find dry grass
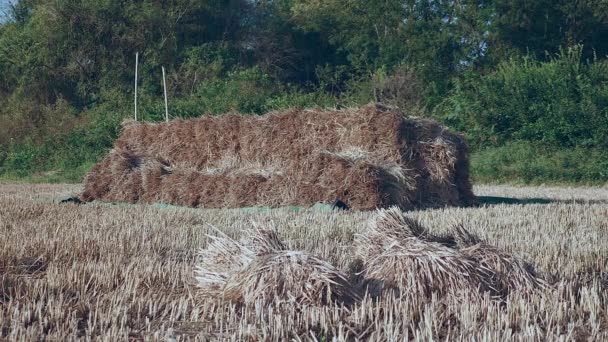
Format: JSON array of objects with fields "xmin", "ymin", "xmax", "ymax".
[
  {"xmin": 195, "ymin": 227, "xmax": 358, "ymax": 306},
  {"xmin": 223, "ymin": 250, "xmax": 358, "ymax": 307},
  {"xmin": 81, "ymin": 104, "xmax": 476, "ymax": 210},
  {"xmin": 1, "ymin": 183, "xmax": 607, "ymax": 340},
  {"xmin": 454, "ymin": 224, "xmax": 548, "ymax": 293},
  {"xmin": 354, "ymin": 208, "xmax": 497, "ymax": 298},
  {"xmin": 353, "ymin": 208, "xmax": 547, "ymax": 299}
]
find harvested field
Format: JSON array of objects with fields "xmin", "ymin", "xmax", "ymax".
[
  {"xmin": 1, "ymin": 183, "xmax": 607, "ymax": 340},
  {"xmin": 81, "ymin": 104, "xmax": 475, "ymax": 210}
]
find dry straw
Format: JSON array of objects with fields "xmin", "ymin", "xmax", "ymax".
[
  {"xmin": 354, "ymin": 207, "xmax": 547, "ymax": 298},
  {"xmin": 453, "ymin": 224, "xmax": 549, "ymax": 292},
  {"xmin": 195, "ymin": 226, "xmax": 359, "ymax": 306},
  {"xmin": 223, "ymin": 250, "xmax": 359, "ymax": 306},
  {"xmin": 81, "ymin": 104, "xmax": 476, "ymax": 210},
  {"xmin": 354, "ymin": 208, "xmax": 497, "ymax": 298},
  {"xmin": 197, "ymin": 208, "xmax": 549, "ymax": 308},
  {"xmin": 2, "ymin": 183, "xmax": 608, "ymax": 339}
]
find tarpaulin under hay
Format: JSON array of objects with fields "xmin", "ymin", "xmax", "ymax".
[{"xmin": 80, "ymin": 104, "xmax": 476, "ymax": 210}]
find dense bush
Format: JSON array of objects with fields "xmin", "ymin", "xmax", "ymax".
[
  {"xmin": 471, "ymin": 142, "xmax": 608, "ymax": 184},
  {"xmin": 0, "ymin": 116, "xmax": 123, "ymax": 182},
  {"xmin": 439, "ymin": 47, "xmax": 608, "ymax": 148},
  {"xmin": 133, "ymin": 67, "xmax": 341, "ymax": 122}
]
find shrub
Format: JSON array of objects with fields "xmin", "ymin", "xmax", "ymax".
[
  {"xmin": 0, "ymin": 99, "xmax": 129, "ymax": 182},
  {"xmin": 1, "ymin": 139, "xmax": 49, "ymax": 176},
  {"xmin": 438, "ymin": 46, "xmax": 608, "ymax": 149},
  {"xmin": 139, "ymin": 67, "xmax": 338, "ymax": 121},
  {"xmin": 471, "ymin": 142, "xmax": 608, "ymax": 184}
]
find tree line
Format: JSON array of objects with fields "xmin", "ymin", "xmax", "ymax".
[{"xmin": 1, "ymin": 0, "xmax": 607, "ymax": 183}]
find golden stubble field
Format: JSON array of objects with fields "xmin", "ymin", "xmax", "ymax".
[{"xmin": 0, "ymin": 183, "xmax": 607, "ymax": 340}]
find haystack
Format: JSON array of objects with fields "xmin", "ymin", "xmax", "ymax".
[
  {"xmin": 195, "ymin": 227, "xmax": 358, "ymax": 306},
  {"xmin": 80, "ymin": 104, "xmax": 475, "ymax": 210}
]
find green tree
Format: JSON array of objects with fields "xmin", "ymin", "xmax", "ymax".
[
  {"xmin": 488, "ymin": 0, "xmax": 608, "ymax": 61},
  {"xmin": 439, "ymin": 46, "xmax": 608, "ymax": 148}
]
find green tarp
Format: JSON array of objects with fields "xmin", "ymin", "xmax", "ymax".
[{"xmin": 47, "ymin": 197, "xmax": 341, "ymax": 212}]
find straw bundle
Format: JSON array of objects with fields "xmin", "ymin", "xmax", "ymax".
[
  {"xmin": 354, "ymin": 208, "xmax": 496, "ymax": 298},
  {"xmin": 453, "ymin": 225, "xmax": 548, "ymax": 292},
  {"xmin": 223, "ymin": 250, "xmax": 358, "ymax": 306},
  {"xmin": 355, "ymin": 208, "xmax": 548, "ymax": 298},
  {"xmin": 195, "ymin": 227, "xmax": 358, "ymax": 306}
]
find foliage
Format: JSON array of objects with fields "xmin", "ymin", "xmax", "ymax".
[
  {"xmin": 1, "ymin": 0, "xmax": 608, "ymax": 183},
  {"xmin": 488, "ymin": 0, "xmax": 608, "ymax": 62},
  {"xmin": 439, "ymin": 47, "xmax": 608, "ymax": 148},
  {"xmin": 471, "ymin": 142, "xmax": 608, "ymax": 185}
]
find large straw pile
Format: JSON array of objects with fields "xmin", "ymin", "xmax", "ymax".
[{"xmin": 80, "ymin": 104, "xmax": 475, "ymax": 210}]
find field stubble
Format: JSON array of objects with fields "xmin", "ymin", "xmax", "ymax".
[{"xmin": 0, "ymin": 183, "xmax": 607, "ymax": 340}]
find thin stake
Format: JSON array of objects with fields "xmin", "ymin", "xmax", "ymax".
[
  {"xmin": 134, "ymin": 52, "xmax": 139, "ymax": 121},
  {"xmin": 162, "ymin": 66, "xmax": 169, "ymax": 122}
]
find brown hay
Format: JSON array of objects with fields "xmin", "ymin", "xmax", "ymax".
[
  {"xmin": 81, "ymin": 104, "xmax": 475, "ymax": 210},
  {"xmin": 195, "ymin": 227, "xmax": 358, "ymax": 306},
  {"xmin": 357, "ymin": 206, "xmax": 456, "ymax": 252},
  {"xmin": 354, "ymin": 208, "xmax": 497, "ymax": 298},
  {"xmin": 357, "ymin": 238, "xmax": 496, "ymax": 298},
  {"xmin": 453, "ymin": 225, "xmax": 548, "ymax": 292},
  {"xmin": 240, "ymin": 225, "xmax": 286, "ymax": 254}
]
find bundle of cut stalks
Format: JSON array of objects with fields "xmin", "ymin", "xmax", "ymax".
[
  {"xmin": 354, "ymin": 208, "xmax": 497, "ymax": 298},
  {"xmin": 355, "ymin": 207, "xmax": 548, "ymax": 298},
  {"xmin": 81, "ymin": 104, "xmax": 476, "ymax": 210},
  {"xmin": 195, "ymin": 227, "xmax": 358, "ymax": 306},
  {"xmin": 223, "ymin": 250, "xmax": 358, "ymax": 306},
  {"xmin": 453, "ymin": 225, "xmax": 548, "ymax": 292},
  {"xmin": 194, "ymin": 232, "xmax": 255, "ymax": 295}
]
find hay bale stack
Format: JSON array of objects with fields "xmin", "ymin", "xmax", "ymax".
[
  {"xmin": 81, "ymin": 104, "xmax": 475, "ymax": 210},
  {"xmin": 195, "ymin": 227, "xmax": 358, "ymax": 306}
]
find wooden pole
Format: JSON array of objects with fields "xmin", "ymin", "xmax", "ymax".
[
  {"xmin": 162, "ymin": 66, "xmax": 169, "ymax": 122},
  {"xmin": 134, "ymin": 52, "xmax": 139, "ymax": 121}
]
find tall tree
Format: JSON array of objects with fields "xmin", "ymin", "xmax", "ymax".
[{"xmin": 488, "ymin": 0, "xmax": 608, "ymax": 61}]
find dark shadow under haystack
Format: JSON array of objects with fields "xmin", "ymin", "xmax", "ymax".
[{"xmin": 81, "ymin": 104, "xmax": 475, "ymax": 210}]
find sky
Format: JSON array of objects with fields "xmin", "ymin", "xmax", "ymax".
[{"xmin": 0, "ymin": 0, "xmax": 12, "ymax": 23}]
